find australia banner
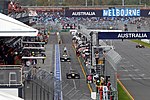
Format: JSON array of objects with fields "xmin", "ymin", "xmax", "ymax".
[
  {"xmin": 65, "ymin": 10, "xmax": 102, "ymax": 17},
  {"xmin": 98, "ymin": 32, "xmax": 150, "ymax": 39}
]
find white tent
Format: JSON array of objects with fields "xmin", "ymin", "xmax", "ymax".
[
  {"xmin": 0, "ymin": 13, "xmax": 38, "ymax": 36},
  {"xmin": 0, "ymin": 91, "xmax": 24, "ymax": 100}
]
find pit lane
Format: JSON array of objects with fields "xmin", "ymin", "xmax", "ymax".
[{"xmin": 59, "ymin": 32, "xmax": 91, "ymax": 100}]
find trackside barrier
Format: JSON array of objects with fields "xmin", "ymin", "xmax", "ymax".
[
  {"xmin": 23, "ymin": 76, "xmax": 53, "ymax": 100},
  {"xmin": 0, "ymin": 65, "xmax": 22, "ymax": 87},
  {"xmin": 106, "ymin": 49, "xmax": 122, "ymax": 100},
  {"xmin": 25, "ymin": 69, "xmax": 97, "ymax": 100}
]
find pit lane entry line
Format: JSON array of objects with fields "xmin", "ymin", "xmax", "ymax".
[
  {"xmin": 72, "ymin": 45, "xmax": 93, "ymax": 93},
  {"xmin": 117, "ymin": 79, "xmax": 134, "ymax": 100}
]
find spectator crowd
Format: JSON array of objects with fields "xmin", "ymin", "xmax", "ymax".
[
  {"xmin": 8, "ymin": 0, "xmax": 27, "ymax": 14},
  {"xmin": 0, "ymin": 43, "xmax": 21, "ymax": 65}
]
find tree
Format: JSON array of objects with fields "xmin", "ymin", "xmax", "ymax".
[
  {"xmin": 94, "ymin": 0, "xmax": 100, "ymax": 5},
  {"xmin": 102, "ymin": 0, "xmax": 106, "ymax": 5}
]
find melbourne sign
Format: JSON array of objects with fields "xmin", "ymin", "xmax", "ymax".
[
  {"xmin": 98, "ymin": 32, "xmax": 150, "ymax": 39},
  {"xmin": 103, "ymin": 8, "xmax": 140, "ymax": 17},
  {"xmin": 65, "ymin": 10, "xmax": 102, "ymax": 17}
]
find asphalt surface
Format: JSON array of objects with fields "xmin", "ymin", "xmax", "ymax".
[
  {"xmin": 60, "ymin": 32, "xmax": 91, "ymax": 100},
  {"xmin": 114, "ymin": 40, "xmax": 150, "ymax": 100},
  {"xmin": 113, "ymin": 23, "xmax": 150, "ymax": 100}
]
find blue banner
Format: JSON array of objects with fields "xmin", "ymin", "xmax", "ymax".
[
  {"xmin": 102, "ymin": 8, "xmax": 140, "ymax": 17},
  {"xmin": 98, "ymin": 32, "xmax": 150, "ymax": 39}
]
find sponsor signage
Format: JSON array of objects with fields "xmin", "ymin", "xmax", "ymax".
[
  {"xmin": 103, "ymin": 8, "xmax": 140, "ymax": 17},
  {"xmin": 65, "ymin": 9, "xmax": 150, "ymax": 17},
  {"xmin": 65, "ymin": 10, "xmax": 102, "ymax": 17},
  {"xmin": 141, "ymin": 9, "xmax": 150, "ymax": 17},
  {"xmin": 98, "ymin": 32, "xmax": 150, "ymax": 39}
]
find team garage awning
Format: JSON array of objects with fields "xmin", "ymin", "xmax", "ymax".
[{"xmin": 0, "ymin": 13, "xmax": 38, "ymax": 36}]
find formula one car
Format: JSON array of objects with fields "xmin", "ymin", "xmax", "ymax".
[
  {"xmin": 66, "ymin": 70, "xmax": 80, "ymax": 79},
  {"xmin": 60, "ymin": 51, "xmax": 71, "ymax": 62},
  {"xmin": 136, "ymin": 44, "xmax": 145, "ymax": 48}
]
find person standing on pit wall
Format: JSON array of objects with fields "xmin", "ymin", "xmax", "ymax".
[
  {"xmin": 95, "ymin": 50, "xmax": 99, "ymax": 66},
  {"xmin": 42, "ymin": 53, "xmax": 46, "ymax": 64},
  {"xmin": 64, "ymin": 46, "xmax": 67, "ymax": 54}
]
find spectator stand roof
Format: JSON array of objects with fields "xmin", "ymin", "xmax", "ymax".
[{"xmin": 0, "ymin": 13, "xmax": 38, "ymax": 36}]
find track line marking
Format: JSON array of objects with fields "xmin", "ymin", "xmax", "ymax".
[
  {"xmin": 119, "ymin": 77, "xmax": 150, "ymax": 80},
  {"xmin": 119, "ymin": 69, "xmax": 139, "ymax": 72}
]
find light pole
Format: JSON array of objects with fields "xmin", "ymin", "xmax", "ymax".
[
  {"xmin": 139, "ymin": 0, "xmax": 141, "ymax": 5},
  {"xmin": 92, "ymin": 0, "xmax": 94, "ymax": 6},
  {"xmin": 90, "ymin": 31, "xmax": 93, "ymax": 67},
  {"xmin": 122, "ymin": 0, "xmax": 124, "ymax": 6},
  {"xmin": 85, "ymin": 0, "xmax": 87, "ymax": 6}
]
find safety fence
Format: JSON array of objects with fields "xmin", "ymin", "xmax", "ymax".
[{"xmin": 23, "ymin": 69, "xmax": 93, "ymax": 100}]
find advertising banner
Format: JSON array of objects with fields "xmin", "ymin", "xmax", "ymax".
[
  {"xmin": 98, "ymin": 32, "xmax": 150, "ymax": 39},
  {"xmin": 65, "ymin": 10, "xmax": 102, "ymax": 17},
  {"xmin": 141, "ymin": 9, "xmax": 150, "ymax": 17},
  {"xmin": 65, "ymin": 9, "xmax": 149, "ymax": 17},
  {"xmin": 102, "ymin": 8, "xmax": 140, "ymax": 17},
  {"xmin": 102, "ymin": 8, "xmax": 150, "ymax": 17}
]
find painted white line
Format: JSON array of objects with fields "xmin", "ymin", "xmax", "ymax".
[
  {"xmin": 62, "ymin": 84, "xmax": 69, "ymax": 90},
  {"xmin": 119, "ymin": 77, "xmax": 150, "ymax": 80},
  {"xmin": 122, "ymin": 61, "xmax": 130, "ymax": 64},
  {"xmin": 123, "ymin": 74, "xmax": 145, "ymax": 77},
  {"xmin": 69, "ymin": 63, "xmax": 77, "ymax": 89},
  {"xmin": 119, "ymin": 69, "xmax": 139, "ymax": 72},
  {"xmin": 73, "ymin": 79, "xmax": 77, "ymax": 89},
  {"xmin": 122, "ymin": 64, "xmax": 134, "ymax": 67},
  {"xmin": 69, "ymin": 90, "xmax": 79, "ymax": 98},
  {"xmin": 65, "ymin": 87, "xmax": 75, "ymax": 96}
]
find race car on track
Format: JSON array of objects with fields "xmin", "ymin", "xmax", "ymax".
[
  {"xmin": 136, "ymin": 44, "xmax": 145, "ymax": 48},
  {"xmin": 60, "ymin": 50, "xmax": 71, "ymax": 62},
  {"xmin": 66, "ymin": 70, "xmax": 80, "ymax": 79}
]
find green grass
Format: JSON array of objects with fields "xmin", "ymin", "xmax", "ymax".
[
  {"xmin": 131, "ymin": 40, "xmax": 150, "ymax": 48},
  {"xmin": 118, "ymin": 83, "xmax": 132, "ymax": 100}
]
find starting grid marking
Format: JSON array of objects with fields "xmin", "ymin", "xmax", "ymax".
[
  {"xmin": 119, "ymin": 73, "xmax": 150, "ymax": 80},
  {"xmin": 119, "ymin": 77, "xmax": 150, "ymax": 81}
]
